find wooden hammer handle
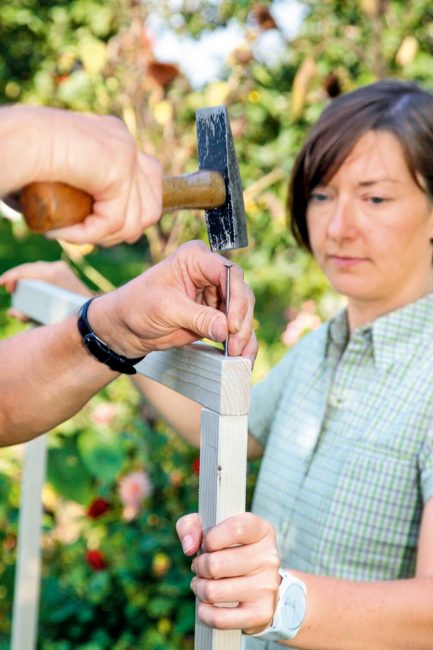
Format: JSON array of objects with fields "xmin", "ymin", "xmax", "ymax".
[{"xmin": 19, "ymin": 170, "xmax": 226, "ymax": 234}]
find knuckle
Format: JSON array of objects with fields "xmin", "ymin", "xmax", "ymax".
[
  {"xmin": 211, "ymin": 608, "xmax": 228, "ymax": 630},
  {"xmin": 232, "ymin": 518, "xmax": 247, "ymax": 539},
  {"xmin": 267, "ymin": 550, "xmax": 280, "ymax": 571},
  {"xmin": 254, "ymin": 599, "xmax": 275, "ymax": 627},
  {"xmin": 206, "ymin": 553, "xmax": 222, "ymax": 579},
  {"xmin": 203, "ymin": 580, "xmax": 218, "ymax": 603}
]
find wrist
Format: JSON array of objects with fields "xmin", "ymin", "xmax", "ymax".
[
  {"xmin": 251, "ymin": 569, "xmax": 307, "ymax": 642},
  {"xmin": 78, "ymin": 297, "xmax": 146, "ymax": 374},
  {"xmin": 87, "ymin": 293, "xmax": 144, "ymax": 358}
]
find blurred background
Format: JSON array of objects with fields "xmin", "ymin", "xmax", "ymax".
[{"xmin": 0, "ymin": 1, "xmax": 432, "ymax": 647}]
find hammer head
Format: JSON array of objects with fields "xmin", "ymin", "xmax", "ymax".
[{"xmin": 196, "ymin": 106, "xmax": 248, "ymax": 252}]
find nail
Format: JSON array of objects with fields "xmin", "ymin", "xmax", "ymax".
[{"xmin": 181, "ymin": 534, "xmax": 194, "ymax": 554}]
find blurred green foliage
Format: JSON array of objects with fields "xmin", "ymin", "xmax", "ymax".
[{"xmin": 1, "ymin": 0, "xmax": 433, "ymax": 646}]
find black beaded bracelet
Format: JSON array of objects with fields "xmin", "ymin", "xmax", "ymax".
[{"xmin": 77, "ymin": 298, "xmax": 145, "ymax": 375}]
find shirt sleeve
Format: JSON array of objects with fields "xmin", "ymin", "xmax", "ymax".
[
  {"xmin": 419, "ymin": 428, "xmax": 433, "ymax": 503},
  {"xmin": 249, "ymin": 348, "xmax": 296, "ymax": 448}
]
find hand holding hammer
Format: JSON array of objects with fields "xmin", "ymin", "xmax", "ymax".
[{"xmin": 5, "ymin": 106, "xmax": 247, "ymax": 254}]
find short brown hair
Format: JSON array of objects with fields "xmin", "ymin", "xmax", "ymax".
[{"xmin": 289, "ymin": 79, "xmax": 433, "ymax": 251}]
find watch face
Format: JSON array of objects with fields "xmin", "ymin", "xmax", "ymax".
[{"xmin": 282, "ymin": 583, "xmax": 306, "ymax": 630}]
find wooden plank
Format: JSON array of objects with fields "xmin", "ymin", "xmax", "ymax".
[
  {"xmin": 135, "ymin": 347, "xmax": 250, "ymax": 416},
  {"xmin": 13, "ymin": 279, "xmax": 86, "ymax": 323},
  {"xmin": 13, "ymin": 278, "xmax": 252, "ymax": 650},
  {"xmin": 13, "ymin": 280, "xmax": 251, "ymax": 415},
  {"xmin": 11, "ymin": 434, "xmax": 47, "ymax": 650},
  {"xmin": 195, "ymin": 410, "xmax": 249, "ymax": 650}
]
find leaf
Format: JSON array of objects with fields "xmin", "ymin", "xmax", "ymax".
[
  {"xmin": 78, "ymin": 429, "xmax": 125, "ymax": 483},
  {"xmin": 47, "ymin": 437, "xmax": 93, "ymax": 505}
]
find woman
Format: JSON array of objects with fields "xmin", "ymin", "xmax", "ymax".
[
  {"xmin": 177, "ymin": 79, "xmax": 433, "ymax": 649},
  {"xmin": 6, "ymin": 79, "xmax": 433, "ymax": 647}
]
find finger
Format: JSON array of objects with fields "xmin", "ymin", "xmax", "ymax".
[
  {"xmin": 0, "ymin": 275, "xmax": 17, "ymax": 293},
  {"xmin": 0, "ymin": 262, "xmax": 51, "ymax": 291},
  {"xmin": 192, "ymin": 573, "xmax": 278, "ymax": 608},
  {"xmin": 180, "ymin": 241, "xmax": 230, "ymax": 292},
  {"xmin": 7, "ymin": 308, "xmax": 30, "ymax": 322},
  {"xmin": 226, "ymin": 264, "xmax": 249, "ymax": 333},
  {"xmin": 137, "ymin": 152, "xmax": 162, "ymax": 228},
  {"xmin": 228, "ymin": 330, "xmax": 258, "ymax": 367},
  {"xmin": 228, "ymin": 293, "xmax": 256, "ymax": 357},
  {"xmin": 172, "ymin": 295, "xmax": 228, "ymax": 343},
  {"xmin": 197, "ymin": 600, "xmax": 270, "ymax": 632},
  {"xmin": 45, "ymin": 202, "xmax": 126, "ymax": 245},
  {"xmin": 176, "ymin": 513, "xmax": 203, "ymax": 556},
  {"xmin": 80, "ymin": 156, "xmax": 162, "ymax": 247},
  {"xmin": 192, "ymin": 542, "xmax": 272, "ymax": 579},
  {"xmin": 203, "ymin": 513, "xmax": 274, "ymax": 552},
  {"xmin": 97, "ymin": 171, "xmax": 143, "ymax": 247}
]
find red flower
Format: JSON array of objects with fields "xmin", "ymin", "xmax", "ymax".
[
  {"xmin": 86, "ymin": 549, "xmax": 108, "ymax": 571},
  {"xmin": 192, "ymin": 458, "xmax": 200, "ymax": 475},
  {"xmin": 87, "ymin": 498, "xmax": 110, "ymax": 519}
]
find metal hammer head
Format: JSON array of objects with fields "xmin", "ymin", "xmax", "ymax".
[{"xmin": 196, "ymin": 106, "xmax": 247, "ymax": 252}]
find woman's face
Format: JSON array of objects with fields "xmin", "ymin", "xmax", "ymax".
[{"xmin": 306, "ymin": 130, "xmax": 433, "ymax": 329}]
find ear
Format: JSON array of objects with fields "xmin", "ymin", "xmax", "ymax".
[{"xmin": 427, "ymin": 197, "xmax": 433, "ymax": 240}]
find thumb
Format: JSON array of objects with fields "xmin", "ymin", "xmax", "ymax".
[
  {"xmin": 176, "ymin": 513, "xmax": 203, "ymax": 556},
  {"xmin": 176, "ymin": 299, "xmax": 228, "ymax": 342}
]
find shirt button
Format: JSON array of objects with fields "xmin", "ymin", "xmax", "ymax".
[{"xmin": 328, "ymin": 392, "xmax": 345, "ymax": 408}]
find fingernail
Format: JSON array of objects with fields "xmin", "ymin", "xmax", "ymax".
[
  {"xmin": 230, "ymin": 337, "xmax": 242, "ymax": 357},
  {"xmin": 233, "ymin": 317, "xmax": 241, "ymax": 332},
  {"xmin": 181, "ymin": 534, "xmax": 194, "ymax": 554},
  {"xmin": 210, "ymin": 322, "xmax": 224, "ymax": 342}
]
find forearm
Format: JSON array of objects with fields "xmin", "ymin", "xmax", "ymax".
[
  {"xmin": 289, "ymin": 573, "xmax": 433, "ymax": 650},
  {"xmin": 0, "ymin": 315, "xmax": 116, "ymax": 444}
]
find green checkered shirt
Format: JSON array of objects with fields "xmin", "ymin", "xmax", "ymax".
[{"xmin": 245, "ymin": 293, "xmax": 433, "ymax": 649}]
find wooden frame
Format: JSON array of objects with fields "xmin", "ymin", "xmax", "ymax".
[{"xmin": 11, "ymin": 280, "xmax": 251, "ymax": 650}]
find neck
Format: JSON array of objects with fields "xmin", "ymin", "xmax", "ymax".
[{"xmin": 347, "ymin": 274, "xmax": 433, "ymax": 332}]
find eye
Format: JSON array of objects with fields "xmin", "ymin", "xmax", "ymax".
[
  {"xmin": 368, "ymin": 196, "xmax": 387, "ymax": 204},
  {"xmin": 310, "ymin": 191, "xmax": 329, "ymax": 203}
]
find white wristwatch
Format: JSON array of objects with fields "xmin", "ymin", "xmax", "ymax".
[{"xmin": 252, "ymin": 569, "xmax": 307, "ymax": 642}]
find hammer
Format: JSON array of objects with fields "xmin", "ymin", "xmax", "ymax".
[{"xmin": 14, "ymin": 105, "xmax": 248, "ymax": 253}]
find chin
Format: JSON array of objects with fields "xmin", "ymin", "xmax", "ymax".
[{"xmin": 328, "ymin": 278, "xmax": 373, "ymax": 301}]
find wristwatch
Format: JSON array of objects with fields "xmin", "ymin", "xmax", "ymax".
[{"xmin": 252, "ymin": 569, "xmax": 307, "ymax": 642}]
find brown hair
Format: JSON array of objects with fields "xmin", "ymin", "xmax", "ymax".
[{"xmin": 289, "ymin": 79, "xmax": 433, "ymax": 251}]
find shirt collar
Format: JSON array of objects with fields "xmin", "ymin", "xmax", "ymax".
[{"xmin": 326, "ymin": 292, "xmax": 433, "ymax": 372}]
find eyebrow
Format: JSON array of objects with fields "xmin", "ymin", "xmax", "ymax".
[{"xmin": 358, "ymin": 178, "xmax": 398, "ymax": 186}]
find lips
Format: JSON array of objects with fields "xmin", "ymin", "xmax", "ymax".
[{"xmin": 328, "ymin": 255, "xmax": 367, "ymax": 268}]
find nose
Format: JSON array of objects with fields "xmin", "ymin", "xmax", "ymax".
[{"xmin": 326, "ymin": 197, "xmax": 357, "ymax": 242}]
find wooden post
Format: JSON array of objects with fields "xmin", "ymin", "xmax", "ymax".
[
  {"xmin": 195, "ymin": 412, "xmax": 248, "ymax": 650},
  {"xmin": 12, "ymin": 280, "xmax": 251, "ymax": 650},
  {"xmin": 11, "ymin": 434, "xmax": 47, "ymax": 650}
]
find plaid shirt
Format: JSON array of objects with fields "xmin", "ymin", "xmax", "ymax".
[
  {"xmin": 250, "ymin": 291, "xmax": 433, "ymax": 571},
  {"xmin": 245, "ymin": 293, "xmax": 433, "ymax": 648}
]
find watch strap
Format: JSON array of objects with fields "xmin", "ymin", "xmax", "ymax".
[
  {"xmin": 77, "ymin": 298, "xmax": 144, "ymax": 375},
  {"xmin": 251, "ymin": 569, "xmax": 307, "ymax": 642}
]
